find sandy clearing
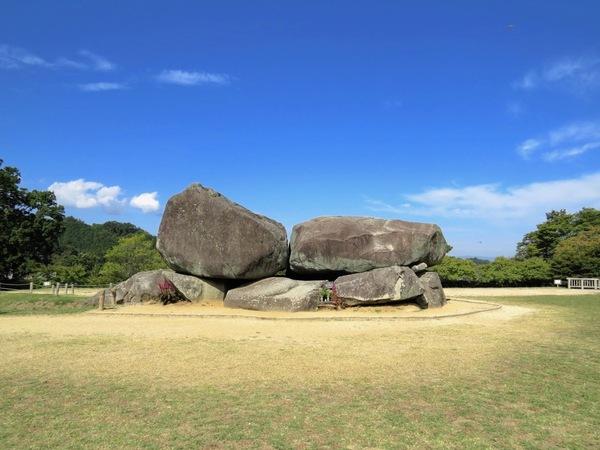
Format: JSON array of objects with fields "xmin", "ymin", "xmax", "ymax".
[
  {"xmin": 0, "ymin": 301, "xmax": 538, "ymax": 389},
  {"xmin": 445, "ymin": 287, "xmax": 600, "ymax": 297},
  {"xmin": 0, "ymin": 302, "xmax": 531, "ymax": 342},
  {"xmin": 87, "ymin": 298, "xmax": 500, "ymax": 320}
]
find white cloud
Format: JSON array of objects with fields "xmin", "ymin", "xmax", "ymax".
[
  {"xmin": 543, "ymin": 142, "xmax": 600, "ymax": 161},
  {"xmin": 0, "ymin": 44, "xmax": 50, "ymax": 69},
  {"xmin": 513, "ymin": 56, "xmax": 600, "ymax": 93},
  {"xmin": 79, "ymin": 82, "xmax": 127, "ymax": 92},
  {"xmin": 513, "ymin": 71, "xmax": 538, "ymax": 90},
  {"xmin": 516, "ymin": 139, "xmax": 541, "ymax": 159},
  {"xmin": 0, "ymin": 44, "xmax": 115, "ymax": 72},
  {"xmin": 49, "ymin": 179, "xmax": 126, "ymax": 213},
  {"xmin": 516, "ymin": 120, "xmax": 600, "ymax": 161},
  {"xmin": 156, "ymin": 69, "xmax": 230, "ymax": 86},
  {"xmin": 79, "ymin": 50, "xmax": 115, "ymax": 71},
  {"xmin": 366, "ymin": 172, "xmax": 600, "ymax": 221},
  {"xmin": 130, "ymin": 192, "xmax": 160, "ymax": 213}
]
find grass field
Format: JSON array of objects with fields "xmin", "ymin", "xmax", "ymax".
[
  {"xmin": 0, "ymin": 291, "xmax": 94, "ymax": 315},
  {"xmin": 1, "ymin": 292, "xmax": 599, "ymax": 449}
]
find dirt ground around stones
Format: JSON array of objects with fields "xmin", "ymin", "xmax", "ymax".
[
  {"xmin": 445, "ymin": 286, "xmax": 599, "ymax": 297},
  {"xmin": 0, "ymin": 303, "xmax": 537, "ymax": 390},
  {"xmin": 0, "ymin": 287, "xmax": 592, "ymax": 389}
]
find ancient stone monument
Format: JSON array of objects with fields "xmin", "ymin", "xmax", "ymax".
[{"xmin": 95, "ymin": 183, "xmax": 451, "ymax": 312}]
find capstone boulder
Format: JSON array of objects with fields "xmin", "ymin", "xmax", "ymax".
[
  {"xmin": 289, "ymin": 216, "xmax": 449, "ymax": 275},
  {"xmin": 157, "ymin": 184, "xmax": 289, "ymax": 279}
]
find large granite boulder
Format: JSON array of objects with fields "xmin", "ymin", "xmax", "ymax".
[
  {"xmin": 89, "ymin": 269, "xmax": 226, "ymax": 305},
  {"xmin": 289, "ymin": 216, "xmax": 449, "ymax": 275},
  {"xmin": 157, "ymin": 184, "xmax": 288, "ymax": 279},
  {"xmin": 224, "ymin": 277, "xmax": 325, "ymax": 312},
  {"xmin": 416, "ymin": 272, "xmax": 447, "ymax": 308},
  {"xmin": 334, "ymin": 266, "xmax": 424, "ymax": 306}
]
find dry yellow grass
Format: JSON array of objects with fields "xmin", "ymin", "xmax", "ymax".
[
  {"xmin": 445, "ymin": 286, "xmax": 598, "ymax": 297},
  {"xmin": 2, "ymin": 294, "xmax": 599, "ymax": 448},
  {"xmin": 0, "ymin": 301, "xmax": 535, "ymax": 390}
]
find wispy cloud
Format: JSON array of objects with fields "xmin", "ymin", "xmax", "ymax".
[
  {"xmin": 516, "ymin": 120, "xmax": 600, "ymax": 161},
  {"xmin": 79, "ymin": 50, "xmax": 115, "ymax": 71},
  {"xmin": 130, "ymin": 192, "xmax": 160, "ymax": 213},
  {"xmin": 365, "ymin": 172, "xmax": 600, "ymax": 221},
  {"xmin": 0, "ymin": 44, "xmax": 51, "ymax": 69},
  {"xmin": 0, "ymin": 44, "xmax": 115, "ymax": 72},
  {"xmin": 156, "ymin": 69, "xmax": 231, "ymax": 86},
  {"xmin": 79, "ymin": 82, "xmax": 127, "ymax": 92},
  {"xmin": 513, "ymin": 56, "xmax": 600, "ymax": 94}
]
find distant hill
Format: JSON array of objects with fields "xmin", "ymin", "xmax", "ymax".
[
  {"xmin": 465, "ymin": 257, "xmax": 491, "ymax": 265},
  {"xmin": 58, "ymin": 216, "xmax": 150, "ymax": 258}
]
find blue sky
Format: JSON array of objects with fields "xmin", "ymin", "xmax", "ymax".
[{"xmin": 2, "ymin": 1, "xmax": 600, "ymax": 258}]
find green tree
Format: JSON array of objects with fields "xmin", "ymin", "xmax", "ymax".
[
  {"xmin": 516, "ymin": 208, "xmax": 600, "ymax": 260},
  {"xmin": 516, "ymin": 210, "xmax": 572, "ymax": 260},
  {"xmin": 433, "ymin": 256, "xmax": 551, "ymax": 287},
  {"xmin": 479, "ymin": 257, "xmax": 523, "ymax": 286},
  {"xmin": 432, "ymin": 256, "xmax": 480, "ymax": 286},
  {"xmin": 0, "ymin": 160, "xmax": 64, "ymax": 281},
  {"xmin": 552, "ymin": 226, "xmax": 600, "ymax": 278},
  {"xmin": 96, "ymin": 232, "xmax": 167, "ymax": 283},
  {"xmin": 517, "ymin": 257, "xmax": 552, "ymax": 286}
]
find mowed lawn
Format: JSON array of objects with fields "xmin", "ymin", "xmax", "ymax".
[
  {"xmin": 0, "ymin": 292, "xmax": 599, "ymax": 449},
  {"xmin": 0, "ymin": 292, "xmax": 94, "ymax": 315}
]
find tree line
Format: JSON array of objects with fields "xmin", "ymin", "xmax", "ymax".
[
  {"xmin": 433, "ymin": 208, "xmax": 600, "ymax": 286},
  {"xmin": 1, "ymin": 160, "xmax": 166, "ymax": 285},
  {"xmin": 2, "ymin": 159, "xmax": 599, "ymax": 287}
]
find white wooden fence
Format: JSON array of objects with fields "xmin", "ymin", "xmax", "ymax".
[{"xmin": 567, "ymin": 278, "xmax": 600, "ymax": 290}]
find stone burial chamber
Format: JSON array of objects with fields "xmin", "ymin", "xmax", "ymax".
[{"xmin": 90, "ymin": 183, "xmax": 450, "ymax": 312}]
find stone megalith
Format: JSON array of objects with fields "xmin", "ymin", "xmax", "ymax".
[
  {"xmin": 88, "ymin": 269, "xmax": 226, "ymax": 305},
  {"xmin": 157, "ymin": 184, "xmax": 289, "ymax": 279},
  {"xmin": 334, "ymin": 266, "xmax": 424, "ymax": 306},
  {"xmin": 224, "ymin": 277, "xmax": 325, "ymax": 312},
  {"xmin": 416, "ymin": 272, "xmax": 447, "ymax": 308},
  {"xmin": 289, "ymin": 216, "xmax": 449, "ymax": 275}
]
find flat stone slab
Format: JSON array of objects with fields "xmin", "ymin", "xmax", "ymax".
[
  {"xmin": 289, "ymin": 216, "xmax": 449, "ymax": 276},
  {"xmin": 334, "ymin": 266, "xmax": 424, "ymax": 306},
  {"xmin": 224, "ymin": 277, "xmax": 325, "ymax": 312}
]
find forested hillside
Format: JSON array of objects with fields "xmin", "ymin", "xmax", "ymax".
[
  {"xmin": 28, "ymin": 217, "xmax": 164, "ymax": 284},
  {"xmin": 59, "ymin": 217, "xmax": 145, "ymax": 258}
]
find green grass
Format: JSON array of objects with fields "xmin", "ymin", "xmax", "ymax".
[
  {"xmin": 1, "ymin": 294, "xmax": 599, "ymax": 449},
  {"xmin": 0, "ymin": 292, "xmax": 94, "ymax": 315}
]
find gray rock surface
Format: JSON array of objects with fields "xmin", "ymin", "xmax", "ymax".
[
  {"xmin": 289, "ymin": 216, "xmax": 449, "ymax": 275},
  {"xmin": 411, "ymin": 262, "xmax": 428, "ymax": 273},
  {"xmin": 89, "ymin": 269, "xmax": 225, "ymax": 305},
  {"xmin": 416, "ymin": 272, "xmax": 447, "ymax": 308},
  {"xmin": 224, "ymin": 277, "xmax": 325, "ymax": 312},
  {"xmin": 157, "ymin": 184, "xmax": 289, "ymax": 279},
  {"xmin": 334, "ymin": 266, "xmax": 424, "ymax": 306}
]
